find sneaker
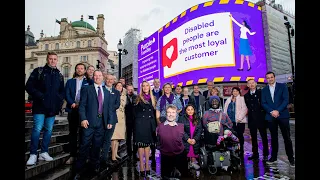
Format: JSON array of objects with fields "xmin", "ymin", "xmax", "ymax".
[
  {"xmin": 190, "ymin": 162, "xmax": 200, "ymax": 170},
  {"xmin": 26, "ymin": 154, "xmax": 37, "ymax": 166},
  {"xmin": 38, "ymin": 152, "xmax": 53, "ymax": 161},
  {"xmin": 266, "ymin": 157, "xmax": 277, "ymax": 165},
  {"xmin": 289, "ymin": 159, "xmax": 295, "ymax": 167}
]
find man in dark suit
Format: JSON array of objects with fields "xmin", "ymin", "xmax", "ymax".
[
  {"xmin": 152, "ymin": 78, "xmax": 162, "ymax": 100},
  {"xmin": 244, "ymin": 79, "xmax": 269, "ymax": 161},
  {"xmin": 65, "ymin": 63, "xmax": 93, "ymax": 165},
  {"xmin": 202, "ymin": 81, "xmax": 214, "ymax": 98},
  {"xmin": 261, "ymin": 71, "xmax": 294, "ymax": 167},
  {"xmin": 74, "ymin": 70, "xmax": 114, "ymax": 179},
  {"xmin": 125, "ymin": 84, "xmax": 137, "ymax": 159},
  {"xmin": 101, "ymin": 74, "xmax": 120, "ymax": 167}
]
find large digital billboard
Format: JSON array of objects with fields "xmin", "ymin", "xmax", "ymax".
[{"xmin": 138, "ymin": 0, "xmax": 267, "ymax": 89}]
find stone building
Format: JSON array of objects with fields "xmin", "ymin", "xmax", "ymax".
[{"xmin": 25, "ymin": 14, "xmax": 118, "ymax": 100}]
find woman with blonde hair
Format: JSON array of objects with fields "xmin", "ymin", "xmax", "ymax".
[{"xmin": 133, "ymin": 81, "xmax": 157, "ymax": 177}]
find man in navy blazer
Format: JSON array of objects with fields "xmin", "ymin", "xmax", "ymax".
[
  {"xmin": 64, "ymin": 63, "xmax": 93, "ymax": 165},
  {"xmin": 100, "ymin": 74, "xmax": 120, "ymax": 167},
  {"xmin": 74, "ymin": 70, "xmax": 114, "ymax": 179},
  {"xmin": 261, "ymin": 71, "xmax": 294, "ymax": 167}
]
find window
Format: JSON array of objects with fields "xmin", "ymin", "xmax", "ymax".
[
  {"xmin": 80, "ymin": 55, "xmax": 88, "ymax": 62},
  {"xmin": 63, "ymin": 57, "xmax": 70, "ymax": 63},
  {"xmin": 30, "ymin": 64, "xmax": 34, "ymax": 69},
  {"xmin": 63, "ymin": 66, "xmax": 70, "ymax": 81},
  {"xmin": 77, "ymin": 41, "xmax": 80, "ymax": 48},
  {"xmin": 55, "ymin": 43, "xmax": 59, "ymax": 50},
  {"xmin": 88, "ymin": 40, "xmax": 92, "ymax": 47},
  {"xmin": 45, "ymin": 44, "xmax": 49, "ymax": 50}
]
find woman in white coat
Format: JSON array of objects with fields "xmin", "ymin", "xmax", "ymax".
[{"xmin": 224, "ymin": 87, "xmax": 248, "ymax": 156}]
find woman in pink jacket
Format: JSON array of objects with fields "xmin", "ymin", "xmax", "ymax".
[{"xmin": 224, "ymin": 87, "xmax": 248, "ymax": 157}]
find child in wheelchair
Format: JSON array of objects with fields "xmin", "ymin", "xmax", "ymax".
[{"xmin": 198, "ymin": 96, "xmax": 241, "ymax": 174}]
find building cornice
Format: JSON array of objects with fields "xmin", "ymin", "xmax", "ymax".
[
  {"xmin": 34, "ymin": 47, "xmax": 110, "ymax": 57},
  {"xmin": 25, "ymin": 57, "xmax": 38, "ymax": 61},
  {"xmin": 39, "ymin": 33, "xmax": 108, "ymax": 45}
]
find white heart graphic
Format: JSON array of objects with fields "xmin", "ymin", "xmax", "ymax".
[{"xmin": 166, "ymin": 45, "xmax": 174, "ymax": 59}]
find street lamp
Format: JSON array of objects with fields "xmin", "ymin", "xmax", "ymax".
[
  {"xmin": 284, "ymin": 16, "xmax": 295, "ymax": 104},
  {"xmin": 117, "ymin": 39, "xmax": 128, "ymax": 79}
]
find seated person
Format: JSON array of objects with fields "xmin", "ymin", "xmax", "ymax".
[
  {"xmin": 178, "ymin": 104, "xmax": 202, "ymax": 170},
  {"xmin": 202, "ymin": 96, "xmax": 233, "ymax": 148},
  {"xmin": 157, "ymin": 104, "xmax": 188, "ymax": 179}
]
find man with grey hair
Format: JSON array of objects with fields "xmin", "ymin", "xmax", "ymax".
[{"xmin": 203, "ymin": 81, "xmax": 214, "ymax": 98}]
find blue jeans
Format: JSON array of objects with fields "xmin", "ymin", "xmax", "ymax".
[{"xmin": 30, "ymin": 114, "xmax": 55, "ymax": 155}]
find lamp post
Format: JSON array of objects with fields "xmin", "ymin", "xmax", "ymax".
[
  {"xmin": 117, "ymin": 39, "xmax": 128, "ymax": 79},
  {"xmin": 284, "ymin": 16, "xmax": 295, "ymax": 106}
]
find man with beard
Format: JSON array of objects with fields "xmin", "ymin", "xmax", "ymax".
[{"xmin": 65, "ymin": 63, "xmax": 93, "ymax": 164}]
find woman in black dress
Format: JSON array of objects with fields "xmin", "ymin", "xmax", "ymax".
[{"xmin": 133, "ymin": 81, "xmax": 157, "ymax": 177}]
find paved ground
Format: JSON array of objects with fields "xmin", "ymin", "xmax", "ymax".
[{"xmin": 103, "ymin": 120, "xmax": 295, "ymax": 180}]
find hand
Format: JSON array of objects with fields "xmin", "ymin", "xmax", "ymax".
[
  {"xmin": 252, "ymin": 32, "xmax": 256, "ymax": 35},
  {"xmin": 187, "ymin": 138, "xmax": 193, "ymax": 145},
  {"xmin": 71, "ymin": 103, "xmax": 76, "ymax": 108},
  {"xmin": 236, "ymin": 119, "xmax": 241, "ymax": 123},
  {"xmin": 273, "ymin": 110, "xmax": 279, "ymax": 118},
  {"xmin": 107, "ymin": 124, "xmax": 113, "ymax": 129},
  {"xmin": 81, "ymin": 120, "xmax": 89, "ymax": 128},
  {"xmin": 227, "ymin": 131, "xmax": 233, "ymax": 137},
  {"xmin": 191, "ymin": 139, "xmax": 196, "ymax": 145},
  {"xmin": 229, "ymin": 14, "xmax": 232, "ymax": 17}
]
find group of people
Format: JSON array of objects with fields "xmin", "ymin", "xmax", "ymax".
[{"xmin": 25, "ymin": 51, "xmax": 295, "ymax": 180}]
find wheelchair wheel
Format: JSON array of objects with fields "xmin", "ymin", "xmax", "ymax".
[
  {"xmin": 199, "ymin": 147, "xmax": 207, "ymax": 169},
  {"xmin": 208, "ymin": 165, "xmax": 218, "ymax": 175}
]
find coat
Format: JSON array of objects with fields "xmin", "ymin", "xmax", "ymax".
[
  {"xmin": 112, "ymin": 89, "xmax": 127, "ymax": 140},
  {"xmin": 178, "ymin": 115, "xmax": 202, "ymax": 155},
  {"xmin": 224, "ymin": 95, "xmax": 248, "ymax": 123},
  {"xmin": 244, "ymin": 89, "xmax": 267, "ymax": 129}
]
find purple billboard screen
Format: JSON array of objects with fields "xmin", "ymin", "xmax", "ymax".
[{"xmin": 138, "ymin": 0, "xmax": 267, "ymax": 89}]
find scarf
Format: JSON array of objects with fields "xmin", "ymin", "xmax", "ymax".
[
  {"xmin": 188, "ymin": 115, "xmax": 193, "ymax": 121},
  {"xmin": 209, "ymin": 108, "xmax": 222, "ymax": 113},
  {"xmin": 160, "ymin": 93, "xmax": 174, "ymax": 111},
  {"xmin": 143, "ymin": 93, "xmax": 151, "ymax": 102}
]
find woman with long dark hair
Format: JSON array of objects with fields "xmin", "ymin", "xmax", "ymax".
[
  {"xmin": 178, "ymin": 104, "xmax": 202, "ymax": 171},
  {"xmin": 230, "ymin": 14, "xmax": 256, "ymax": 71},
  {"xmin": 133, "ymin": 81, "xmax": 157, "ymax": 177}
]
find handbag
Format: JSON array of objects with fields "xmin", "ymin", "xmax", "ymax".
[{"xmin": 207, "ymin": 112, "xmax": 222, "ymax": 134}]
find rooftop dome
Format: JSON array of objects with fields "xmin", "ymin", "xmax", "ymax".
[
  {"xmin": 71, "ymin": 16, "xmax": 95, "ymax": 31},
  {"xmin": 25, "ymin": 25, "xmax": 34, "ymax": 38},
  {"xmin": 25, "ymin": 25, "xmax": 36, "ymax": 46}
]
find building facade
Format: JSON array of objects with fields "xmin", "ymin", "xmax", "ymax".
[
  {"xmin": 25, "ymin": 14, "xmax": 118, "ymax": 100},
  {"xmin": 121, "ymin": 28, "xmax": 141, "ymax": 88}
]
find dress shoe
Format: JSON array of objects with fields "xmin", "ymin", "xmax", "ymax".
[
  {"xmin": 139, "ymin": 171, "xmax": 145, "ymax": 177},
  {"xmin": 263, "ymin": 156, "xmax": 269, "ymax": 162},
  {"xmin": 248, "ymin": 155, "xmax": 259, "ymax": 160},
  {"xmin": 146, "ymin": 170, "xmax": 151, "ymax": 176},
  {"xmin": 73, "ymin": 173, "xmax": 81, "ymax": 180}
]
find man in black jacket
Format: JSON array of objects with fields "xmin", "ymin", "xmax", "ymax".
[
  {"xmin": 25, "ymin": 51, "xmax": 65, "ymax": 166},
  {"xmin": 125, "ymin": 84, "xmax": 137, "ymax": 159},
  {"xmin": 244, "ymin": 79, "xmax": 269, "ymax": 161}
]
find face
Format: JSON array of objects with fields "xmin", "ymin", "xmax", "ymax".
[
  {"xmin": 47, "ymin": 55, "xmax": 58, "ymax": 67},
  {"xmin": 115, "ymin": 83, "xmax": 123, "ymax": 91},
  {"xmin": 211, "ymin": 88, "xmax": 218, "ymax": 95},
  {"xmin": 164, "ymin": 84, "xmax": 172, "ymax": 94},
  {"xmin": 142, "ymin": 82, "xmax": 150, "ymax": 94},
  {"xmin": 212, "ymin": 99, "xmax": 220, "ymax": 109},
  {"xmin": 193, "ymin": 86, "xmax": 199, "ymax": 93},
  {"xmin": 232, "ymin": 89, "xmax": 240, "ymax": 97},
  {"xmin": 120, "ymin": 78, "xmax": 125, "ymax": 85},
  {"xmin": 75, "ymin": 64, "xmax": 86, "ymax": 77},
  {"xmin": 166, "ymin": 108, "xmax": 177, "ymax": 121},
  {"xmin": 87, "ymin": 66, "xmax": 95, "ymax": 76},
  {"xmin": 127, "ymin": 86, "xmax": 134, "ymax": 95},
  {"xmin": 186, "ymin": 106, "xmax": 195, "ymax": 116},
  {"xmin": 175, "ymin": 86, "xmax": 182, "ymax": 94},
  {"xmin": 183, "ymin": 88, "xmax": 189, "ymax": 96},
  {"xmin": 93, "ymin": 71, "xmax": 103, "ymax": 85},
  {"xmin": 242, "ymin": 21, "xmax": 245, "ymax": 25},
  {"xmin": 106, "ymin": 75, "xmax": 114, "ymax": 87},
  {"xmin": 153, "ymin": 79, "xmax": 160, "ymax": 88},
  {"xmin": 266, "ymin": 73, "xmax": 275, "ymax": 85},
  {"xmin": 247, "ymin": 80, "xmax": 257, "ymax": 90},
  {"xmin": 207, "ymin": 82, "xmax": 214, "ymax": 90}
]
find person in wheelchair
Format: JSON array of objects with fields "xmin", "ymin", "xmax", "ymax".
[{"xmin": 199, "ymin": 96, "xmax": 241, "ymax": 174}]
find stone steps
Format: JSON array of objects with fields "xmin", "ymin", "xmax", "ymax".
[
  {"xmin": 25, "ymin": 152, "xmax": 70, "ymax": 180},
  {"xmin": 25, "ymin": 122, "xmax": 69, "ymax": 136},
  {"xmin": 28, "ymin": 165, "xmax": 71, "ymax": 180},
  {"xmin": 25, "ymin": 142, "xmax": 68, "ymax": 162},
  {"xmin": 25, "ymin": 132, "xmax": 69, "ymax": 148}
]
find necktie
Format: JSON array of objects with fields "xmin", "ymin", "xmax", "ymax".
[{"xmin": 98, "ymin": 87, "xmax": 103, "ymax": 114}]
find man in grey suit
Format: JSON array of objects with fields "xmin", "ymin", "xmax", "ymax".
[{"xmin": 74, "ymin": 70, "xmax": 114, "ymax": 179}]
